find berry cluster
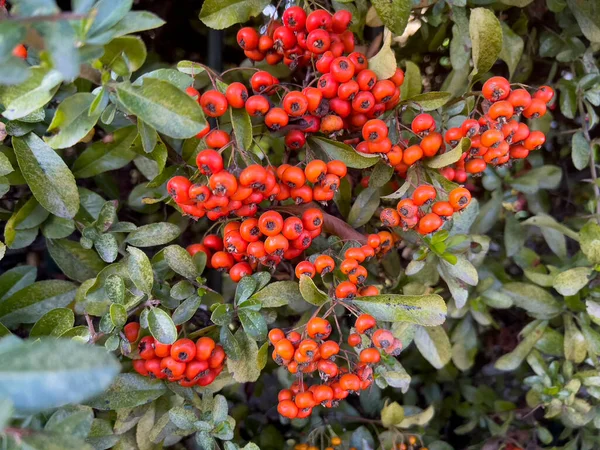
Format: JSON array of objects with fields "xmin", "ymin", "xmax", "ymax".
[
  {"xmin": 440, "ymin": 77, "xmax": 554, "ymax": 181},
  {"xmin": 294, "ymin": 436, "xmax": 343, "ymax": 450},
  {"xmin": 167, "ymin": 156, "xmax": 347, "ymax": 221},
  {"xmin": 186, "ymin": 208, "xmax": 326, "ymax": 281},
  {"xmin": 271, "ymin": 313, "xmax": 401, "ymax": 420},
  {"xmin": 295, "ymin": 233, "xmax": 396, "ymax": 299},
  {"xmin": 237, "ymin": 8, "xmax": 355, "ymax": 70},
  {"xmin": 126, "ymin": 323, "xmax": 226, "ymax": 387},
  {"xmin": 379, "ymin": 185, "xmax": 472, "ymax": 235}
]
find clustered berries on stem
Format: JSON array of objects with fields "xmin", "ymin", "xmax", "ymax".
[
  {"xmin": 126, "ymin": 323, "xmax": 225, "ymax": 388},
  {"xmin": 439, "ymin": 76, "xmax": 554, "ymax": 181},
  {"xmin": 270, "ymin": 311, "xmax": 401, "ymax": 420},
  {"xmin": 380, "ymin": 185, "xmax": 472, "ymax": 235}
]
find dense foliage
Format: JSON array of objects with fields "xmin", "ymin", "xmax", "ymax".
[{"xmin": 0, "ymin": 0, "xmax": 600, "ymax": 449}]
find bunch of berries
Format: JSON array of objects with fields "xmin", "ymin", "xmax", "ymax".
[
  {"xmin": 380, "ymin": 185, "xmax": 472, "ymax": 235},
  {"xmin": 270, "ymin": 313, "xmax": 401, "ymax": 420},
  {"xmin": 126, "ymin": 322, "xmax": 226, "ymax": 388},
  {"xmin": 167, "ymin": 155, "xmax": 348, "ymax": 221},
  {"xmin": 440, "ymin": 77, "xmax": 554, "ymax": 181},
  {"xmin": 295, "ymin": 232, "xmax": 397, "ymax": 299},
  {"xmin": 293, "ymin": 436, "xmax": 344, "ymax": 450},
  {"xmin": 187, "ymin": 208, "xmax": 325, "ymax": 281},
  {"xmin": 394, "ymin": 436, "xmax": 428, "ymax": 450},
  {"xmin": 237, "ymin": 8, "xmax": 355, "ymax": 69}
]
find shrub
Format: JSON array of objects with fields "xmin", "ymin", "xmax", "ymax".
[{"xmin": 0, "ymin": 0, "xmax": 599, "ymax": 449}]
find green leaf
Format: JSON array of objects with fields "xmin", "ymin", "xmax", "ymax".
[
  {"xmin": 500, "ymin": 0, "xmax": 534, "ymax": 5},
  {"xmin": 199, "ymin": 0, "xmax": 271, "ymax": 30},
  {"xmin": 414, "ymin": 325, "xmax": 452, "ymax": 369},
  {"xmin": 469, "ymin": 8, "xmax": 503, "ymax": 77},
  {"xmin": 348, "ymin": 187, "xmax": 380, "ymax": 227},
  {"xmin": 0, "ymin": 337, "xmax": 120, "ymax": 413},
  {"xmin": 426, "ymin": 138, "xmax": 470, "ymax": 168},
  {"xmin": 0, "ymin": 152, "xmax": 14, "ymax": 177},
  {"xmin": 398, "ymin": 405, "xmax": 435, "ymax": 428},
  {"xmin": 108, "ymin": 11, "xmax": 166, "ymax": 38},
  {"xmin": 381, "ymin": 401, "xmax": 405, "ymax": 428},
  {"xmin": 42, "ymin": 216, "xmax": 76, "ymax": 239},
  {"xmin": 164, "ymin": 245, "xmax": 198, "ymax": 279},
  {"xmin": 172, "ymin": 295, "xmax": 202, "ymax": 325},
  {"xmin": 45, "ymin": 405, "xmax": 94, "ymax": 438},
  {"xmin": 566, "ymin": 0, "xmax": 600, "ymax": 43},
  {"xmin": 299, "ymin": 275, "xmax": 329, "ymax": 306},
  {"xmin": 0, "ymin": 265, "xmax": 37, "ymax": 302},
  {"xmin": 400, "ymin": 61, "xmax": 422, "ymax": 100},
  {"xmin": 47, "ymin": 238, "xmax": 106, "ymax": 283},
  {"xmin": 370, "ymin": 0, "xmax": 410, "ymax": 36},
  {"xmin": 249, "ymin": 280, "xmax": 301, "ymax": 307},
  {"xmin": 239, "ymin": 309, "xmax": 267, "ymax": 340},
  {"xmin": 495, "ymin": 321, "xmax": 547, "ymax": 371},
  {"xmin": 88, "ymin": 373, "xmax": 166, "ymax": 410},
  {"xmin": 226, "ymin": 329, "xmax": 261, "ymax": 383},
  {"xmin": 510, "ymin": 165, "xmax": 562, "ymax": 194},
  {"xmin": 408, "ymin": 91, "xmax": 452, "ymax": 111},
  {"xmin": 499, "ymin": 22, "xmax": 524, "ymax": 79},
  {"xmin": 0, "ymin": 67, "xmax": 62, "ymax": 120},
  {"xmin": 127, "ymin": 222, "xmax": 181, "ymax": 247},
  {"xmin": 500, "ymin": 283, "xmax": 562, "ymax": 319},
  {"xmin": 230, "ymin": 108, "xmax": 253, "ymax": 151},
  {"xmin": 127, "ymin": 246, "xmax": 153, "ymax": 295},
  {"xmin": 352, "ymin": 294, "xmax": 447, "ymax": 326},
  {"xmin": 9, "ymin": 197, "xmax": 49, "ymax": 230},
  {"xmin": 504, "ymin": 213, "xmax": 525, "ymax": 257},
  {"xmin": 72, "ymin": 126, "xmax": 138, "ymax": 178},
  {"xmin": 94, "ymin": 233, "xmax": 119, "ymax": 263},
  {"xmin": 105, "ymin": 274, "xmax": 125, "ymax": 304},
  {"xmin": 13, "ymin": 133, "xmax": 79, "ymax": 218},
  {"xmin": 581, "ymin": 221, "xmax": 600, "ymax": 264},
  {"xmin": 235, "ymin": 276, "xmax": 258, "ymax": 305},
  {"xmin": 368, "ymin": 161, "xmax": 394, "ymax": 188},
  {"xmin": 572, "ymin": 130, "xmax": 590, "ymax": 170},
  {"xmin": 522, "ymin": 213, "xmax": 580, "ymax": 242},
  {"xmin": 30, "ymin": 308, "xmax": 75, "ymax": 337},
  {"xmin": 564, "ymin": 314, "xmax": 587, "ymax": 363},
  {"xmin": 0, "ymin": 280, "xmax": 77, "ymax": 328},
  {"xmin": 553, "ymin": 267, "xmax": 593, "ymax": 296},
  {"xmin": 99, "ymin": 36, "xmax": 147, "ymax": 76},
  {"xmin": 148, "ymin": 308, "xmax": 177, "ymax": 344},
  {"xmin": 116, "ymin": 78, "xmax": 207, "ymax": 139},
  {"xmin": 45, "ymin": 93, "xmax": 103, "ymax": 149},
  {"xmin": 137, "ymin": 120, "xmax": 157, "ymax": 154},
  {"xmin": 368, "ymin": 29, "xmax": 397, "ymax": 80},
  {"xmin": 309, "ymin": 136, "xmax": 379, "ymax": 169}
]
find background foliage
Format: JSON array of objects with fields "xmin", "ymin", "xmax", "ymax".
[{"xmin": 0, "ymin": 0, "xmax": 600, "ymax": 449}]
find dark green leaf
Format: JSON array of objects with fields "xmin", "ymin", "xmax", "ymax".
[
  {"xmin": 13, "ymin": 133, "xmax": 79, "ymax": 218},
  {"xmin": 495, "ymin": 321, "xmax": 547, "ymax": 371},
  {"xmin": 500, "ymin": 283, "xmax": 562, "ymax": 319},
  {"xmin": 371, "ymin": 0, "xmax": 410, "ymax": 36},
  {"xmin": 348, "ymin": 187, "xmax": 380, "ymax": 227},
  {"xmin": 566, "ymin": 0, "xmax": 600, "ymax": 43},
  {"xmin": 99, "ymin": 36, "xmax": 147, "ymax": 76},
  {"xmin": 572, "ymin": 131, "xmax": 590, "ymax": 170},
  {"xmin": 72, "ymin": 126, "xmax": 138, "ymax": 178},
  {"xmin": 309, "ymin": 136, "xmax": 379, "ymax": 169},
  {"xmin": 368, "ymin": 161, "xmax": 394, "ymax": 188},
  {"xmin": 230, "ymin": 108, "xmax": 253, "ymax": 151},
  {"xmin": 46, "ymin": 93, "xmax": 103, "ymax": 149},
  {"xmin": 0, "ymin": 67, "xmax": 62, "ymax": 120},
  {"xmin": 0, "ymin": 265, "xmax": 36, "ymax": 302},
  {"xmin": 469, "ymin": 8, "xmax": 503, "ymax": 77},
  {"xmin": 499, "ymin": 22, "xmax": 524, "ymax": 79},
  {"xmin": 0, "ymin": 280, "xmax": 77, "ymax": 328},
  {"xmin": 408, "ymin": 91, "xmax": 452, "ymax": 111},
  {"xmin": 172, "ymin": 295, "xmax": 202, "ymax": 325},
  {"xmin": 299, "ymin": 275, "xmax": 329, "ymax": 306},
  {"xmin": 249, "ymin": 280, "xmax": 301, "ymax": 307},
  {"xmin": 87, "ymin": 373, "xmax": 166, "ymax": 410},
  {"xmin": 164, "ymin": 245, "xmax": 198, "ymax": 279},
  {"xmin": 199, "ymin": 0, "xmax": 271, "ymax": 30},
  {"xmin": 30, "ymin": 308, "xmax": 75, "ymax": 337},
  {"xmin": 226, "ymin": 329, "xmax": 261, "ymax": 382},
  {"xmin": 47, "ymin": 238, "xmax": 106, "ymax": 282},
  {"xmin": 239, "ymin": 309, "xmax": 267, "ymax": 340},
  {"xmin": 116, "ymin": 79, "xmax": 207, "ymax": 139},
  {"xmin": 426, "ymin": 138, "xmax": 470, "ymax": 168}
]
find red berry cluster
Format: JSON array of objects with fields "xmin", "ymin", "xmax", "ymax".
[
  {"xmin": 440, "ymin": 77, "xmax": 554, "ymax": 181},
  {"xmin": 133, "ymin": 328, "xmax": 227, "ymax": 387},
  {"xmin": 186, "ymin": 208, "xmax": 325, "ymax": 281},
  {"xmin": 295, "ymin": 234, "xmax": 395, "ymax": 299},
  {"xmin": 271, "ymin": 313, "xmax": 401, "ymax": 419},
  {"xmin": 126, "ymin": 322, "xmax": 226, "ymax": 388},
  {"xmin": 380, "ymin": 186, "xmax": 472, "ymax": 235},
  {"xmin": 237, "ymin": 8, "xmax": 354, "ymax": 69},
  {"xmin": 167, "ymin": 156, "xmax": 348, "ymax": 221}
]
